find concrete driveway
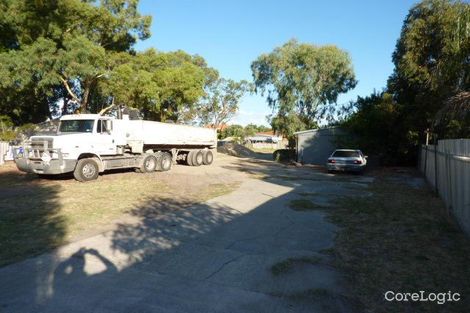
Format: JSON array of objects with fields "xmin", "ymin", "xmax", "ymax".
[{"xmin": 0, "ymin": 155, "xmax": 373, "ymax": 313}]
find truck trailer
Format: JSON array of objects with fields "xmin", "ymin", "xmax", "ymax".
[{"xmin": 14, "ymin": 111, "xmax": 217, "ymax": 182}]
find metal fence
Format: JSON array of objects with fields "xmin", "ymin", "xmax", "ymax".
[
  {"xmin": 420, "ymin": 139, "xmax": 470, "ymax": 236},
  {"xmin": 0, "ymin": 141, "xmax": 9, "ymax": 165}
]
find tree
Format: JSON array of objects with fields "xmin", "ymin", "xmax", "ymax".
[
  {"xmin": 100, "ymin": 49, "xmax": 209, "ymax": 122},
  {"xmin": 388, "ymin": 0, "xmax": 470, "ymax": 141},
  {"xmin": 339, "ymin": 92, "xmax": 411, "ymax": 164},
  {"xmin": 251, "ymin": 39, "xmax": 357, "ymax": 136},
  {"xmin": 195, "ymin": 78, "xmax": 250, "ymax": 128},
  {"xmin": 0, "ymin": 0, "xmax": 151, "ymax": 123},
  {"xmin": 243, "ymin": 124, "xmax": 260, "ymax": 137},
  {"xmin": 219, "ymin": 124, "xmax": 245, "ymax": 141},
  {"xmin": 434, "ymin": 92, "xmax": 470, "ymax": 138}
]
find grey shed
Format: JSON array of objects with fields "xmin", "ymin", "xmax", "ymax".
[{"xmin": 295, "ymin": 127, "xmax": 345, "ymax": 165}]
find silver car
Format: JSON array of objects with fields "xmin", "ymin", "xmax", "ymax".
[{"xmin": 326, "ymin": 149, "xmax": 367, "ymax": 173}]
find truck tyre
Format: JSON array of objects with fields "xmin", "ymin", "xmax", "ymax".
[
  {"xmin": 155, "ymin": 152, "xmax": 163, "ymax": 171},
  {"xmin": 159, "ymin": 152, "xmax": 172, "ymax": 171},
  {"xmin": 74, "ymin": 158, "xmax": 99, "ymax": 182},
  {"xmin": 186, "ymin": 151, "xmax": 194, "ymax": 166},
  {"xmin": 202, "ymin": 150, "xmax": 213, "ymax": 165},
  {"xmin": 193, "ymin": 150, "xmax": 203, "ymax": 166},
  {"xmin": 140, "ymin": 154, "xmax": 157, "ymax": 173}
]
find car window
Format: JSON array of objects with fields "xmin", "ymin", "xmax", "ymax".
[{"xmin": 333, "ymin": 151, "xmax": 360, "ymax": 158}]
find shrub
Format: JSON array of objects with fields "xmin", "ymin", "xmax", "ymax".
[{"xmin": 273, "ymin": 149, "xmax": 296, "ymax": 162}]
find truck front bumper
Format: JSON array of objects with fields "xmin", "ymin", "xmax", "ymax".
[
  {"xmin": 15, "ymin": 157, "xmax": 76, "ymax": 175},
  {"xmin": 13, "ymin": 147, "xmax": 76, "ymax": 175}
]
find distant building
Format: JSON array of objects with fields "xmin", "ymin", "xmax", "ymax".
[
  {"xmin": 246, "ymin": 131, "xmax": 285, "ymax": 149},
  {"xmin": 246, "ymin": 131, "xmax": 281, "ymax": 143},
  {"xmin": 294, "ymin": 127, "xmax": 346, "ymax": 165}
]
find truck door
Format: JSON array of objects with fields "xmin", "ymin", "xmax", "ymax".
[{"xmin": 94, "ymin": 119, "xmax": 116, "ymax": 155}]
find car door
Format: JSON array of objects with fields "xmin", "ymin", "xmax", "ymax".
[{"xmin": 94, "ymin": 119, "xmax": 116, "ymax": 155}]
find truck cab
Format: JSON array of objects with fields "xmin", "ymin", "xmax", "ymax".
[{"xmin": 14, "ymin": 114, "xmax": 120, "ymax": 177}]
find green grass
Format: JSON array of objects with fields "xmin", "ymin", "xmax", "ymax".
[{"xmin": 327, "ymin": 175, "xmax": 470, "ymax": 313}]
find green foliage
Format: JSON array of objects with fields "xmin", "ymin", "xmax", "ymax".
[
  {"xmin": 194, "ymin": 78, "xmax": 250, "ymax": 128},
  {"xmin": 342, "ymin": 0, "xmax": 470, "ymax": 165},
  {"xmin": 219, "ymin": 124, "xmax": 273, "ymax": 142},
  {"xmin": 0, "ymin": 115, "xmax": 15, "ymax": 141},
  {"xmin": 219, "ymin": 124, "xmax": 245, "ymax": 141},
  {"xmin": 100, "ymin": 49, "xmax": 209, "ymax": 121},
  {"xmin": 0, "ymin": 0, "xmax": 151, "ymax": 123},
  {"xmin": 340, "ymin": 92, "xmax": 416, "ymax": 164},
  {"xmin": 272, "ymin": 149, "xmax": 296, "ymax": 163},
  {"xmin": 251, "ymin": 39, "xmax": 357, "ymax": 136},
  {"xmin": 388, "ymin": 0, "xmax": 470, "ymax": 139},
  {"xmin": 243, "ymin": 124, "xmax": 259, "ymax": 137}
]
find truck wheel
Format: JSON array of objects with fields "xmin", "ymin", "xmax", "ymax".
[
  {"xmin": 159, "ymin": 153, "xmax": 172, "ymax": 171},
  {"xmin": 193, "ymin": 150, "xmax": 203, "ymax": 166},
  {"xmin": 186, "ymin": 151, "xmax": 194, "ymax": 166},
  {"xmin": 140, "ymin": 154, "xmax": 157, "ymax": 173},
  {"xmin": 202, "ymin": 150, "xmax": 213, "ymax": 165},
  {"xmin": 74, "ymin": 158, "xmax": 99, "ymax": 182},
  {"xmin": 154, "ymin": 152, "xmax": 163, "ymax": 171}
]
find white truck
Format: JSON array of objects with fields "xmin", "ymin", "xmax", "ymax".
[{"xmin": 14, "ymin": 111, "xmax": 217, "ymax": 182}]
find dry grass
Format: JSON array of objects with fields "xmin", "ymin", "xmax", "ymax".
[
  {"xmin": 329, "ymin": 174, "xmax": 470, "ymax": 313},
  {"xmin": 0, "ymin": 163, "xmax": 239, "ymax": 267}
]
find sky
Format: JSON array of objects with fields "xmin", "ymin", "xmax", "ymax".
[{"xmin": 136, "ymin": 0, "xmax": 418, "ymax": 126}]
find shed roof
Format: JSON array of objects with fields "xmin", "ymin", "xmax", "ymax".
[{"xmin": 293, "ymin": 126, "xmax": 342, "ymax": 136}]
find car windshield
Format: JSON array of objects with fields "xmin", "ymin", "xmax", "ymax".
[
  {"xmin": 59, "ymin": 120, "xmax": 94, "ymax": 133},
  {"xmin": 333, "ymin": 150, "xmax": 360, "ymax": 158}
]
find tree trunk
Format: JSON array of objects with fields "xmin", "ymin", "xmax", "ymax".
[{"xmin": 80, "ymin": 83, "xmax": 91, "ymax": 113}]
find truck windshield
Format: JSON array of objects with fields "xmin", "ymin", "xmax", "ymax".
[{"xmin": 59, "ymin": 120, "xmax": 94, "ymax": 133}]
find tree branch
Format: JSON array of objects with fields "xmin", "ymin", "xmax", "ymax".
[{"xmin": 59, "ymin": 76, "xmax": 80, "ymax": 103}]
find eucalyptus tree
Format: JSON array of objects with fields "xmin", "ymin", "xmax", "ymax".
[
  {"xmin": 0, "ymin": 0, "xmax": 151, "ymax": 122},
  {"xmin": 251, "ymin": 39, "xmax": 357, "ymax": 136}
]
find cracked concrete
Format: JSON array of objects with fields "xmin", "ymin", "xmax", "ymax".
[{"xmin": 0, "ymin": 154, "xmax": 372, "ymax": 313}]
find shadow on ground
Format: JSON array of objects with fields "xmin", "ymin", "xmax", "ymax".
[
  {"xmin": 0, "ymin": 168, "xmax": 66, "ymax": 267},
  {"xmin": 0, "ymin": 158, "xmax": 369, "ymax": 313}
]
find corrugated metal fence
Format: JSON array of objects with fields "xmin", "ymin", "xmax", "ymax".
[
  {"xmin": 0, "ymin": 141, "xmax": 9, "ymax": 165},
  {"xmin": 420, "ymin": 139, "xmax": 470, "ymax": 236}
]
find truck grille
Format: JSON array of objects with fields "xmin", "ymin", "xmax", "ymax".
[
  {"xmin": 30, "ymin": 138, "xmax": 53, "ymax": 151},
  {"xmin": 26, "ymin": 138, "xmax": 55, "ymax": 159}
]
